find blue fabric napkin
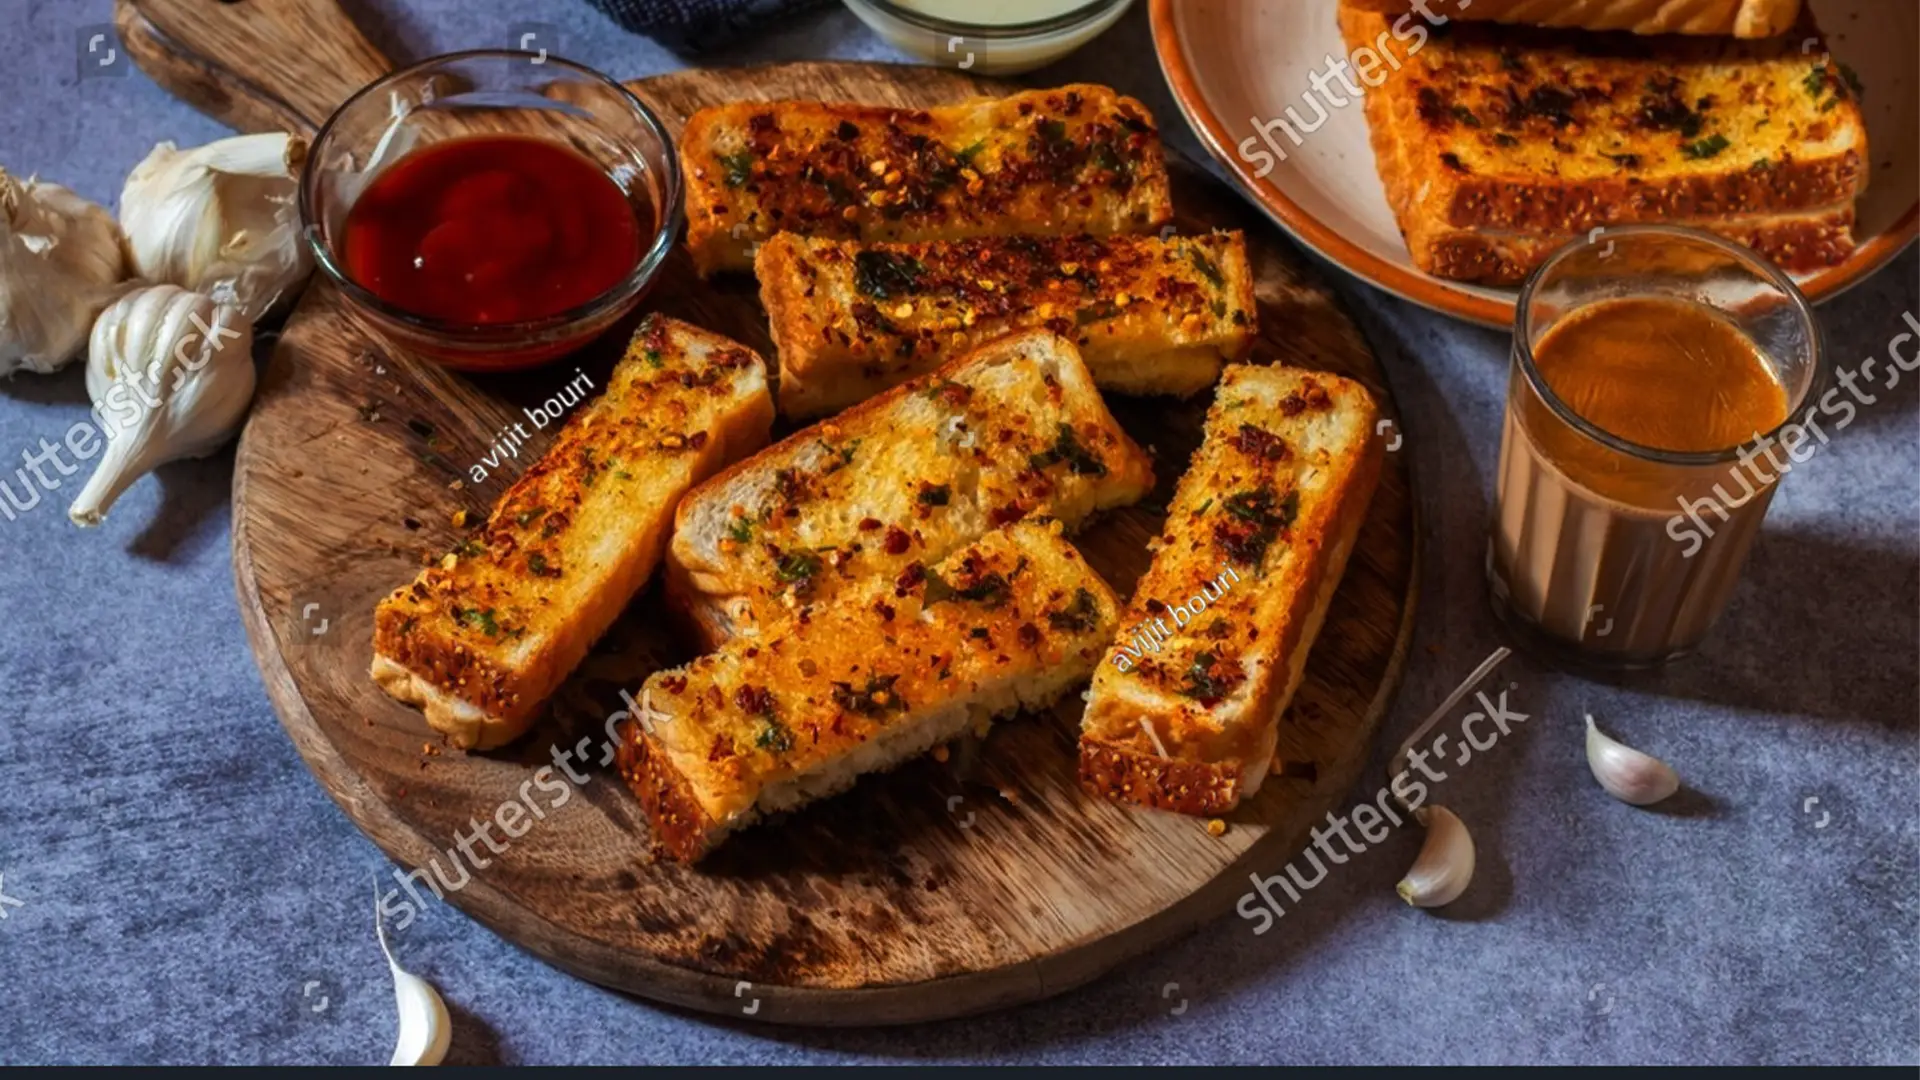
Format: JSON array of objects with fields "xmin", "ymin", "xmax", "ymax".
[{"xmin": 584, "ymin": 0, "xmax": 830, "ymax": 50}]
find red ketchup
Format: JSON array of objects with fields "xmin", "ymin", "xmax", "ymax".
[{"xmin": 341, "ymin": 135, "xmax": 645, "ymax": 327}]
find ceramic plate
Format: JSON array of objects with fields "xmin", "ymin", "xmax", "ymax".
[{"xmin": 1149, "ymin": 0, "xmax": 1918, "ymax": 328}]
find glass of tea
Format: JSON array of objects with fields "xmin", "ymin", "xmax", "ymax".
[{"xmin": 1489, "ymin": 226, "xmax": 1828, "ymax": 669}]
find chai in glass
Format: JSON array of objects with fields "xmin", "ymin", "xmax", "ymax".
[{"xmin": 1489, "ymin": 227, "xmax": 1824, "ymax": 668}]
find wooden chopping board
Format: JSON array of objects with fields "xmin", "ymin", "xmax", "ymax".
[{"xmin": 119, "ymin": 0, "xmax": 1421, "ymax": 1025}]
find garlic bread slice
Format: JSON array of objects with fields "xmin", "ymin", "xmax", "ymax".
[
  {"xmin": 620, "ymin": 519, "xmax": 1119, "ymax": 862},
  {"xmin": 1079, "ymin": 365, "xmax": 1384, "ymax": 816},
  {"xmin": 666, "ymin": 329, "xmax": 1153, "ymax": 646},
  {"xmin": 758, "ymin": 230, "xmax": 1256, "ymax": 418},
  {"xmin": 371, "ymin": 316, "xmax": 774, "ymax": 750}
]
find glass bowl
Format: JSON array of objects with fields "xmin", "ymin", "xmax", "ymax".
[
  {"xmin": 299, "ymin": 50, "xmax": 682, "ymax": 372},
  {"xmin": 842, "ymin": 0, "xmax": 1135, "ymax": 75}
]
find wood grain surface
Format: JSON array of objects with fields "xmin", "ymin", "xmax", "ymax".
[{"xmin": 123, "ymin": 2, "xmax": 1420, "ymax": 1026}]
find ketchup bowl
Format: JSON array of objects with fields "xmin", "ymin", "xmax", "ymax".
[{"xmin": 300, "ymin": 51, "xmax": 682, "ymax": 371}]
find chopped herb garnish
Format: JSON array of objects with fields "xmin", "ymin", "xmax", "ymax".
[
  {"xmin": 458, "ymin": 607, "xmax": 500, "ymax": 637},
  {"xmin": 1188, "ymin": 247, "xmax": 1225, "ymax": 288},
  {"xmin": 1803, "ymin": 64, "xmax": 1830, "ymax": 99},
  {"xmin": 1076, "ymin": 300, "xmax": 1121, "ymax": 326},
  {"xmin": 726, "ymin": 516, "xmax": 754, "ymax": 544},
  {"xmin": 1451, "ymin": 104, "xmax": 1481, "ymax": 128},
  {"xmin": 1178, "ymin": 651, "xmax": 1242, "ymax": 706},
  {"xmin": 645, "ymin": 348, "xmax": 663, "ymax": 369},
  {"xmin": 528, "ymin": 553, "xmax": 559, "ymax": 577},
  {"xmin": 718, "ymin": 150, "xmax": 755, "ymax": 188},
  {"xmin": 920, "ymin": 566, "xmax": 1010, "ymax": 608},
  {"xmin": 453, "ymin": 538, "xmax": 485, "ymax": 558},
  {"xmin": 775, "ymin": 549, "xmax": 822, "ymax": 587},
  {"xmin": 1215, "ymin": 486, "xmax": 1299, "ymax": 566},
  {"xmin": 830, "ymin": 673, "xmax": 906, "ymax": 717},
  {"xmin": 1028, "ymin": 423, "xmax": 1107, "ymax": 477},
  {"xmin": 515, "ymin": 507, "xmax": 546, "ymax": 528},
  {"xmin": 954, "ymin": 140, "xmax": 986, "ymax": 166},
  {"xmin": 1195, "ymin": 497, "xmax": 1213, "ymax": 515},
  {"xmin": 1037, "ymin": 118, "xmax": 1069, "ymax": 145},
  {"xmin": 755, "ymin": 720, "xmax": 793, "ymax": 753},
  {"xmin": 917, "ymin": 484, "xmax": 951, "ymax": 507},
  {"xmin": 1682, "ymin": 134, "xmax": 1731, "ymax": 160},
  {"xmin": 1047, "ymin": 588, "xmax": 1101, "ymax": 632},
  {"xmin": 820, "ymin": 437, "xmax": 862, "ymax": 473},
  {"xmin": 853, "ymin": 250, "xmax": 925, "ymax": 300}
]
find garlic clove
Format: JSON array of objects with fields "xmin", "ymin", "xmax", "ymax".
[
  {"xmin": 0, "ymin": 168, "xmax": 128, "ymax": 376},
  {"xmin": 375, "ymin": 883, "xmax": 451, "ymax": 1067},
  {"xmin": 70, "ymin": 284, "xmax": 255, "ymax": 527},
  {"xmin": 1584, "ymin": 714, "xmax": 1680, "ymax": 806},
  {"xmin": 120, "ymin": 133, "xmax": 311, "ymax": 324},
  {"xmin": 1397, "ymin": 805, "xmax": 1474, "ymax": 908}
]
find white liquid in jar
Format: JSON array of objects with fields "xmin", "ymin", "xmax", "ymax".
[{"xmin": 891, "ymin": 0, "xmax": 1095, "ymax": 23}]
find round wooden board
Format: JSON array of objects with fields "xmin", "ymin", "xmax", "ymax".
[{"xmin": 223, "ymin": 61, "xmax": 1421, "ymax": 1024}]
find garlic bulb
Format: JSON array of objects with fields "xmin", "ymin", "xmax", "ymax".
[
  {"xmin": 376, "ymin": 884, "xmax": 451, "ymax": 1067},
  {"xmin": 1584, "ymin": 714, "xmax": 1680, "ymax": 806},
  {"xmin": 70, "ymin": 285, "xmax": 254, "ymax": 526},
  {"xmin": 0, "ymin": 168, "xmax": 127, "ymax": 375},
  {"xmin": 120, "ymin": 133, "xmax": 311, "ymax": 323},
  {"xmin": 1397, "ymin": 805, "xmax": 1474, "ymax": 908}
]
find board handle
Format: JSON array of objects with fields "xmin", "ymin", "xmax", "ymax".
[{"xmin": 115, "ymin": 0, "xmax": 393, "ymax": 135}]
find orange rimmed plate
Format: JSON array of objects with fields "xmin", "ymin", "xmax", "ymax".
[{"xmin": 1149, "ymin": 0, "xmax": 1918, "ymax": 328}]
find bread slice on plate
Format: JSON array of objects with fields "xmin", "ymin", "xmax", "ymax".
[
  {"xmin": 1341, "ymin": 3, "xmax": 1868, "ymax": 284},
  {"xmin": 370, "ymin": 316, "xmax": 775, "ymax": 750},
  {"xmin": 680, "ymin": 85, "xmax": 1173, "ymax": 276},
  {"xmin": 757, "ymin": 230, "xmax": 1257, "ymax": 418},
  {"xmin": 666, "ymin": 328, "xmax": 1154, "ymax": 646},
  {"xmin": 1340, "ymin": 0, "xmax": 1802, "ymax": 38},
  {"xmin": 620, "ymin": 519, "xmax": 1120, "ymax": 863},
  {"xmin": 1079, "ymin": 365, "xmax": 1383, "ymax": 816}
]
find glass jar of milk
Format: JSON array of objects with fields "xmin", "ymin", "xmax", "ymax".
[{"xmin": 843, "ymin": 0, "xmax": 1135, "ymax": 75}]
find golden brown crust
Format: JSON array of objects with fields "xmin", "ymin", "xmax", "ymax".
[
  {"xmin": 617, "ymin": 714, "xmax": 723, "ymax": 863},
  {"xmin": 682, "ymin": 85, "xmax": 1174, "ymax": 276},
  {"xmin": 1077, "ymin": 743, "xmax": 1246, "ymax": 817},
  {"xmin": 1342, "ymin": 0, "xmax": 1803, "ymax": 37},
  {"xmin": 1412, "ymin": 203, "xmax": 1858, "ymax": 284},
  {"xmin": 1342, "ymin": 3, "xmax": 1868, "ymax": 282},
  {"xmin": 757, "ymin": 231, "xmax": 1256, "ymax": 416}
]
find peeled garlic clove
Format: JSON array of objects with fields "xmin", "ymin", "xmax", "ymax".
[
  {"xmin": 1584, "ymin": 714, "xmax": 1680, "ymax": 806},
  {"xmin": 376, "ymin": 883, "xmax": 451, "ymax": 1067},
  {"xmin": 1397, "ymin": 805, "xmax": 1474, "ymax": 908},
  {"xmin": 0, "ymin": 168, "xmax": 127, "ymax": 376},
  {"xmin": 70, "ymin": 285, "xmax": 255, "ymax": 526},
  {"xmin": 120, "ymin": 133, "xmax": 311, "ymax": 323}
]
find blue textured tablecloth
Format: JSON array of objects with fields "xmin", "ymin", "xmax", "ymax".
[{"xmin": 2, "ymin": 0, "xmax": 1914, "ymax": 1065}]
